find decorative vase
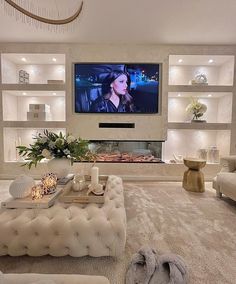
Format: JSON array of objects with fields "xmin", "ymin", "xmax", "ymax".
[
  {"xmin": 47, "ymin": 157, "xmax": 71, "ymax": 179},
  {"xmin": 9, "ymin": 175, "xmax": 35, "ymax": 199},
  {"xmin": 72, "ymin": 174, "xmax": 86, "ymax": 191}
]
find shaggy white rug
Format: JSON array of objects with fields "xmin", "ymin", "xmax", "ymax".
[{"xmin": 0, "ymin": 181, "xmax": 236, "ymax": 284}]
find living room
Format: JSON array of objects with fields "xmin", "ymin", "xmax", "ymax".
[{"xmin": 0, "ymin": 1, "xmax": 236, "ymax": 283}]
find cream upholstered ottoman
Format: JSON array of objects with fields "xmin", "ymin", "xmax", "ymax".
[
  {"xmin": 0, "ymin": 271, "xmax": 110, "ymax": 284},
  {"xmin": 0, "ymin": 175, "xmax": 126, "ymax": 257}
]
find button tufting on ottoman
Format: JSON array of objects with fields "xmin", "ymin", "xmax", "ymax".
[{"xmin": 0, "ymin": 175, "xmax": 126, "ymax": 257}]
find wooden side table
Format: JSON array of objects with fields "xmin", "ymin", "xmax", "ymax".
[{"xmin": 183, "ymin": 158, "xmax": 206, "ymax": 192}]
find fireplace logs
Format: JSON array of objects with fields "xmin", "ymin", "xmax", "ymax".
[{"xmin": 95, "ymin": 152, "xmax": 162, "ymax": 163}]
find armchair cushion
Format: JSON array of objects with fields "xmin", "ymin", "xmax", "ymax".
[
  {"xmin": 213, "ymin": 156, "xmax": 236, "ymax": 201},
  {"xmin": 220, "ymin": 155, "xmax": 236, "ymax": 172}
]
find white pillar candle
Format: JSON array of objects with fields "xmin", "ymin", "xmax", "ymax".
[{"xmin": 91, "ymin": 166, "xmax": 99, "ymax": 186}]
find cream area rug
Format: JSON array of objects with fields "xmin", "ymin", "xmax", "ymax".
[{"xmin": 0, "ymin": 181, "xmax": 236, "ymax": 284}]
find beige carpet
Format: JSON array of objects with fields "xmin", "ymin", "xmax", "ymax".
[{"xmin": 0, "ymin": 181, "xmax": 236, "ymax": 284}]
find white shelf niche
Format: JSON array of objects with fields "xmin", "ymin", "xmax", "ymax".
[
  {"xmin": 169, "ymin": 55, "xmax": 234, "ymax": 86},
  {"xmin": 2, "ymin": 90, "xmax": 65, "ymax": 121},
  {"xmin": 1, "ymin": 53, "xmax": 65, "ymax": 84},
  {"xmin": 168, "ymin": 92, "xmax": 232, "ymax": 123},
  {"xmin": 164, "ymin": 129, "xmax": 231, "ymax": 162},
  {"xmin": 3, "ymin": 127, "xmax": 66, "ymax": 162}
]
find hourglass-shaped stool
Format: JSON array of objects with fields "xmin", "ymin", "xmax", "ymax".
[{"xmin": 183, "ymin": 158, "xmax": 206, "ymax": 192}]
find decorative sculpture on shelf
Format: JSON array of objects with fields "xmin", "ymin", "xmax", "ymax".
[{"xmin": 191, "ymin": 73, "xmax": 208, "ymax": 85}]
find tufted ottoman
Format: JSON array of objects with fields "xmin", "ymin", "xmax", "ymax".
[
  {"xmin": 0, "ymin": 175, "xmax": 126, "ymax": 257},
  {"xmin": 0, "ymin": 271, "xmax": 110, "ymax": 284}
]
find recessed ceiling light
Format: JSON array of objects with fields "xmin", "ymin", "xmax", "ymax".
[
  {"xmin": 208, "ymin": 94, "xmax": 212, "ymax": 97},
  {"xmin": 22, "ymin": 92, "xmax": 27, "ymax": 96},
  {"xmin": 208, "ymin": 59, "xmax": 214, "ymax": 63},
  {"xmin": 52, "ymin": 58, "xmax": 57, "ymax": 62},
  {"xmin": 178, "ymin": 59, "xmax": 183, "ymax": 63},
  {"xmin": 52, "ymin": 92, "xmax": 57, "ymax": 96},
  {"xmin": 21, "ymin": 57, "xmax": 26, "ymax": 62},
  {"xmin": 177, "ymin": 93, "xmax": 181, "ymax": 97}
]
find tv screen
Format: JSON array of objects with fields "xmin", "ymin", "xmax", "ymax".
[{"xmin": 74, "ymin": 63, "xmax": 160, "ymax": 113}]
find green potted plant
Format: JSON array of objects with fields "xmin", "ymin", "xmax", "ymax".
[{"xmin": 17, "ymin": 130, "xmax": 95, "ymax": 178}]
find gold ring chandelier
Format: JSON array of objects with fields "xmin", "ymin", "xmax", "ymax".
[{"xmin": 2, "ymin": 0, "xmax": 83, "ymax": 29}]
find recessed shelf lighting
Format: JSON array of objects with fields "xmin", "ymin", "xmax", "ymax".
[
  {"xmin": 208, "ymin": 59, "xmax": 214, "ymax": 63},
  {"xmin": 21, "ymin": 57, "xmax": 26, "ymax": 62},
  {"xmin": 52, "ymin": 58, "xmax": 57, "ymax": 62},
  {"xmin": 208, "ymin": 94, "xmax": 212, "ymax": 97},
  {"xmin": 52, "ymin": 92, "xmax": 57, "ymax": 96},
  {"xmin": 177, "ymin": 93, "xmax": 181, "ymax": 97},
  {"xmin": 22, "ymin": 92, "xmax": 27, "ymax": 96},
  {"xmin": 178, "ymin": 59, "xmax": 183, "ymax": 63}
]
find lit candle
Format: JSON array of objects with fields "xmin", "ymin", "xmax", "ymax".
[
  {"xmin": 91, "ymin": 166, "xmax": 99, "ymax": 186},
  {"xmin": 31, "ymin": 184, "xmax": 44, "ymax": 200}
]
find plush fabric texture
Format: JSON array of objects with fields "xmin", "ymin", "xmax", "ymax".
[
  {"xmin": 213, "ymin": 156, "xmax": 236, "ymax": 201},
  {"xmin": 0, "ymin": 272, "xmax": 110, "ymax": 284},
  {"xmin": 0, "ymin": 175, "xmax": 126, "ymax": 257},
  {"xmin": 126, "ymin": 246, "xmax": 188, "ymax": 284},
  {"xmin": 0, "ymin": 181, "xmax": 236, "ymax": 284}
]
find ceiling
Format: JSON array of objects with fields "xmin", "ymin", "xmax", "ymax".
[{"xmin": 0, "ymin": 0, "xmax": 236, "ymax": 45}]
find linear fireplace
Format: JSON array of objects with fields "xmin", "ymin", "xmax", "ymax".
[{"xmin": 88, "ymin": 141, "xmax": 163, "ymax": 163}]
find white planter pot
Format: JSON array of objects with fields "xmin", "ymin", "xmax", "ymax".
[{"xmin": 47, "ymin": 158, "xmax": 71, "ymax": 179}]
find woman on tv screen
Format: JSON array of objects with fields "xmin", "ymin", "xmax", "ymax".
[
  {"xmin": 74, "ymin": 63, "xmax": 159, "ymax": 113},
  {"xmin": 90, "ymin": 70, "xmax": 135, "ymax": 113}
]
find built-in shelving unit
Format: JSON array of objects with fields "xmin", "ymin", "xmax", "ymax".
[
  {"xmin": 165, "ymin": 54, "xmax": 235, "ymax": 164},
  {"xmin": 0, "ymin": 53, "xmax": 66, "ymax": 163},
  {"xmin": 0, "ymin": 44, "xmax": 235, "ymax": 180}
]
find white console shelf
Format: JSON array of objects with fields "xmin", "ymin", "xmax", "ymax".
[
  {"xmin": 1, "ymin": 53, "xmax": 65, "ymax": 84},
  {"xmin": 165, "ymin": 54, "xmax": 235, "ymax": 163},
  {"xmin": 168, "ymin": 55, "xmax": 234, "ymax": 86},
  {"xmin": 2, "ymin": 90, "xmax": 65, "ymax": 122},
  {"xmin": 0, "ymin": 53, "xmax": 66, "ymax": 163}
]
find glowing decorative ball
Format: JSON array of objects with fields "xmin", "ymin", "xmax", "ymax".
[
  {"xmin": 31, "ymin": 184, "xmax": 44, "ymax": 200},
  {"xmin": 41, "ymin": 173, "xmax": 57, "ymax": 194}
]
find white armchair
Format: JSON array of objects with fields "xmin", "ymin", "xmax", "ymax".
[{"xmin": 213, "ymin": 155, "xmax": 236, "ymax": 201}]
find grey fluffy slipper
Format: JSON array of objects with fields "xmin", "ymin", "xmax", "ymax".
[
  {"xmin": 126, "ymin": 246, "xmax": 157, "ymax": 284},
  {"xmin": 126, "ymin": 246, "xmax": 188, "ymax": 284}
]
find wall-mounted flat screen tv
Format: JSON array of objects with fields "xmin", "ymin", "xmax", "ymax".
[{"xmin": 74, "ymin": 63, "xmax": 160, "ymax": 113}]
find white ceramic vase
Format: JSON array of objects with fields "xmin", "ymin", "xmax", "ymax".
[
  {"xmin": 47, "ymin": 157, "xmax": 71, "ymax": 179},
  {"xmin": 9, "ymin": 175, "xmax": 35, "ymax": 199}
]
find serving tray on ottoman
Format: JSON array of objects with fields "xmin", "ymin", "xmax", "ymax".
[
  {"xmin": 0, "ymin": 175, "xmax": 126, "ymax": 257},
  {"xmin": 1, "ymin": 188, "xmax": 62, "ymax": 209},
  {"xmin": 59, "ymin": 176, "xmax": 107, "ymax": 204}
]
